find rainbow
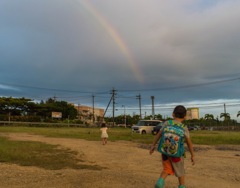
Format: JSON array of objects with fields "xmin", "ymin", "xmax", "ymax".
[{"xmin": 75, "ymin": 0, "xmax": 144, "ymax": 83}]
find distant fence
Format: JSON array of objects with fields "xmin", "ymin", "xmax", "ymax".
[
  {"xmin": 0, "ymin": 121, "xmax": 239, "ymax": 130},
  {"xmin": 187, "ymin": 122, "xmax": 240, "ymax": 131},
  {"xmin": 210, "ymin": 126, "xmax": 240, "ymax": 131}
]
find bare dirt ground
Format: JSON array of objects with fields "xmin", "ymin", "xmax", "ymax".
[{"xmin": 0, "ymin": 133, "xmax": 240, "ymax": 188}]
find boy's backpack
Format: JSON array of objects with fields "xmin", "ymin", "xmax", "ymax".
[{"xmin": 157, "ymin": 120, "xmax": 185, "ymax": 157}]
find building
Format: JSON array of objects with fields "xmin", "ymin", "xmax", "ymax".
[
  {"xmin": 186, "ymin": 108, "xmax": 199, "ymax": 120},
  {"xmin": 75, "ymin": 105, "xmax": 104, "ymax": 123}
]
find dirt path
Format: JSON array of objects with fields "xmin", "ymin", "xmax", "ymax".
[{"xmin": 0, "ymin": 133, "xmax": 240, "ymax": 188}]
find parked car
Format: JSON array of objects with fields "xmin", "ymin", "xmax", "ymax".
[
  {"xmin": 152, "ymin": 122, "xmax": 164, "ymax": 135},
  {"xmin": 187, "ymin": 125, "xmax": 201, "ymax": 131},
  {"xmin": 132, "ymin": 120, "xmax": 162, "ymax": 134},
  {"xmin": 193, "ymin": 125, "xmax": 201, "ymax": 130},
  {"xmin": 187, "ymin": 125, "xmax": 194, "ymax": 131}
]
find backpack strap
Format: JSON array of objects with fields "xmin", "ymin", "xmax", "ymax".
[{"xmin": 168, "ymin": 120, "xmax": 185, "ymax": 128}]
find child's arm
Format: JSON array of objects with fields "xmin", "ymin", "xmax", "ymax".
[
  {"xmin": 149, "ymin": 130, "xmax": 162, "ymax": 155},
  {"xmin": 185, "ymin": 137, "xmax": 195, "ymax": 165}
]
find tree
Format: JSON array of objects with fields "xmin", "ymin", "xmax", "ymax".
[
  {"xmin": 0, "ymin": 97, "xmax": 34, "ymax": 115},
  {"xmin": 37, "ymin": 98, "xmax": 77, "ymax": 119},
  {"xmin": 155, "ymin": 114, "xmax": 163, "ymax": 120},
  {"xmin": 144, "ymin": 115, "xmax": 153, "ymax": 120},
  {"xmin": 237, "ymin": 111, "xmax": 240, "ymax": 117},
  {"xmin": 204, "ymin": 114, "xmax": 214, "ymax": 120},
  {"xmin": 204, "ymin": 114, "xmax": 214, "ymax": 127},
  {"xmin": 220, "ymin": 112, "xmax": 230, "ymax": 121},
  {"xmin": 144, "ymin": 114, "xmax": 163, "ymax": 120}
]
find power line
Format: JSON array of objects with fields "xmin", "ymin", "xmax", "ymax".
[
  {"xmin": 110, "ymin": 102, "xmax": 240, "ymax": 111},
  {"xmin": 0, "ymin": 82, "xmax": 109, "ymax": 94},
  {"xmin": 1, "ymin": 77, "xmax": 239, "ymax": 95},
  {"xmin": 116, "ymin": 95, "xmax": 137, "ymax": 99},
  {"xmin": 154, "ymin": 101, "xmax": 240, "ymax": 107},
  {"xmin": 1, "ymin": 77, "xmax": 240, "ymax": 116},
  {"xmin": 118, "ymin": 77, "xmax": 240, "ymax": 92},
  {"xmin": 56, "ymin": 95, "xmax": 91, "ymax": 99}
]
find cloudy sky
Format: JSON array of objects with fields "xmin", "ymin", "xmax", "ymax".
[{"xmin": 0, "ymin": 0, "xmax": 240, "ymax": 120}]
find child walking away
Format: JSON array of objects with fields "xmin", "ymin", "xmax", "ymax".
[
  {"xmin": 100, "ymin": 123, "xmax": 108, "ymax": 145},
  {"xmin": 149, "ymin": 105, "xmax": 195, "ymax": 188}
]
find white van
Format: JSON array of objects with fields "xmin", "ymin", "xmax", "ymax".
[{"xmin": 132, "ymin": 120, "xmax": 162, "ymax": 134}]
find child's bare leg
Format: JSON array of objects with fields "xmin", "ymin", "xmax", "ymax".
[
  {"xmin": 178, "ymin": 176, "xmax": 185, "ymax": 187},
  {"xmin": 102, "ymin": 138, "xmax": 105, "ymax": 145},
  {"xmin": 102, "ymin": 138, "xmax": 107, "ymax": 144},
  {"xmin": 160, "ymin": 171, "xmax": 168, "ymax": 179}
]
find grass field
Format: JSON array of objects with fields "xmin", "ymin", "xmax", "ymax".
[
  {"xmin": 0, "ymin": 126, "xmax": 240, "ymax": 145},
  {"xmin": 0, "ymin": 126, "xmax": 239, "ymax": 170},
  {"xmin": 0, "ymin": 135, "xmax": 102, "ymax": 170}
]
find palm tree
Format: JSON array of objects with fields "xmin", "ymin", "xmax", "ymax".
[
  {"xmin": 204, "ymin": 114, "xmax": 214, "ymax": 127},
  {"xmin": 204, "ymin": 114, "xmax": 214, "ymax": 120},
  {"xmin": 237, "ymin": 111, "xmax": 240, "ymax": 117},
  {"xmin": 220, "ymin": 112, "xmax": 230, "ymax": 121}
]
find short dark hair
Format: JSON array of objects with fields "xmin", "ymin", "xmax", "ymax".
[
  {"xmin": 101, "ymin": 123, "xmax": 106, "ymax": 127},
  {"xmin": 173, "ymin": 105, "xmax": 187, "ymax": 118}
]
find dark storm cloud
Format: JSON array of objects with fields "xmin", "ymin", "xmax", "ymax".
[{"xmin": 1, "ymin": 0, "xmax": 240, "ymax": 119}]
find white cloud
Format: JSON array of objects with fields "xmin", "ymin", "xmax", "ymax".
[{"xmin": 0, "ymin": 84, "xmax": 20, "ymax": 91}]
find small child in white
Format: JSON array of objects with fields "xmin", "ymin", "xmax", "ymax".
[{"xmin": 100, "ymin": 123, "xmax": 108, "ymax": 145}]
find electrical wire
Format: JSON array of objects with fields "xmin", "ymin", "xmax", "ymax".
[
  {"xmin": 1, "ymin": 76, "xmax": 239, "ymax": 95},
  {"xmin": 118, "ymin": 77, "xmax": 240, "ymax": 92},
  {"xmin": 0, "ymin": 82, "xmax": 110, "ymax": 94}
]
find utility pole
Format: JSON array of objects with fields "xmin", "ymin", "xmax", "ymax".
[
  {"xmin": 103, "ymin": 95, "xmax": 113, "ymax": 118},
  {"xmin": 112, "ymin": 88, "xmax": 116, "ymax": 126},
  {"xmin": 224, "ymin": 103, "xmax": 226, "ymax": 114},
  {"xmin": 122, "ymin": 105, "xmax": 126, "ymax": 128},
  {"xmin": 92, "ymin": 95, "xmax": 95, "ymax": 124},
  {"xmin": 136, "ymin": 94, "xmax": 142, "ymax": 119},
  {"xmin": 151, "ymin": 96, "xmax": 155, "ymax": 119},
  {"xmin": 78, "ymin": 103, "xmax": 80, "ymax": 119}
]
